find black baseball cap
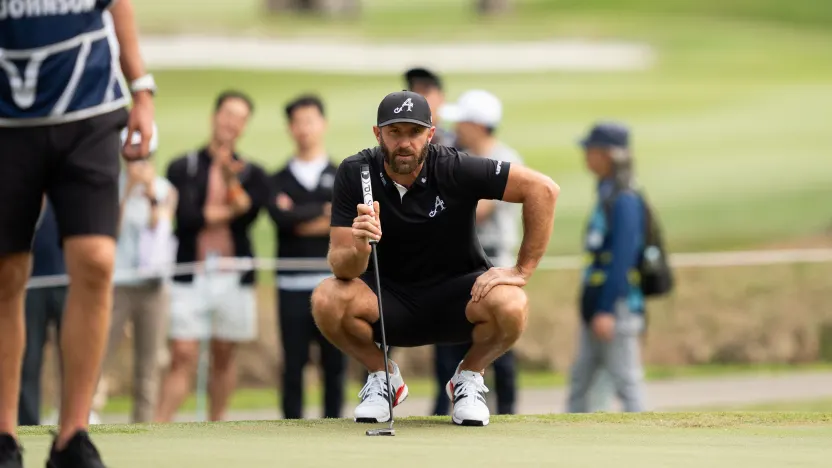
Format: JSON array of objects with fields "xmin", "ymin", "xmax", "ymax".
[
  {"xmin": 579, "ymin": 122, "xmax": 630, "ymax": 148},
  {"xmin": 377, "ymin": 91, "xmax": 433, "ymax": 128}
]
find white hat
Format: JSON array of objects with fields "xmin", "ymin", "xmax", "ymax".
[
  {"xmin": 119, "ymin": 122, "xmax": 159, "ymax": 154},
  {"xmin": 439, "ymin": 90, "xmax": 502, "ymax": 127}
]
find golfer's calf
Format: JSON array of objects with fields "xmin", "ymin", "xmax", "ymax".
[
  {"xmin": 312, "ymin": 278, "xmax": 383, "ymax": 370},
  {"xmin": 463, "ymin": 285, "xmax": 528, "ymax": 372}
]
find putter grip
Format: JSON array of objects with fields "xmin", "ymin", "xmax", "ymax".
[
  {"xmin": 360, "ymin": 164, "xmax": 374, "ymax": 206},
  {"xmin": 359, "ymin": 164, "xmax": 378, "ymax": 245}
]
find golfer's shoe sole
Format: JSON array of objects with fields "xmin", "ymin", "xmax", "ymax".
[
  {"xmin": 354, "ymin": 385, "xmax": 409, "ymax": 424},
  {"xmin": 452, "ymin": 416, "xmax": 489, "ymax": 427}
]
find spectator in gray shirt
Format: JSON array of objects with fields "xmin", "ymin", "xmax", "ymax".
[{"xmin": 430, "ymin": 89, "xmax": 520, "ymax": 416}]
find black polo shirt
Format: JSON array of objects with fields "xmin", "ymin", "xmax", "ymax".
[{"xmin": 331, "ymin": 144, "xmax": 511, "ymax": 286}]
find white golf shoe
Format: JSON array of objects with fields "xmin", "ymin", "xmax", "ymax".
[
  {"xmin": 354, "ymin": 361, "xmax": 408, "ymax": 423},
  {"xmin": 446, "ymin": 368, "xmax": 490, "ymax": 426}
]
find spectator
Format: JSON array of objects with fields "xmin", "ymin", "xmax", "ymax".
[
  {"xmin": 405, "ymin": 67, "xmax": 456, "ymax": 147},
  {"xmin": 566, "ymin": 122, "xmax": 647, "ymax": 413},
  {"xmin": 430, "ymin": 89, "xmax": 521, "ymax": 416},
  {"xmin": 267, "ymin": 95, "xmax": 345, "ymax": 419},
  {"xmin": 155, "ymin": 90, "xmax": 269, "ymax": 422},
  {"xmin": 91, "ymin": 124, "xmax": 177, "ymax": 423},
  {"xmin": 18, "ymin": 198, "xmax": 66, "ymax": 426}
]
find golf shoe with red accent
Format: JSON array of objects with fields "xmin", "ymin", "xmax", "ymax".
[
  {"xmin": 446, "ymin": 368, "xmax": 490, "ymax": 426},
  {"xmin": 354, "ymin": 361, "xmax": 408, "ymax": 423}
]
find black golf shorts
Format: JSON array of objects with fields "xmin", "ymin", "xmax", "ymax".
[
  {"xmin": 0, "ymin": 108, "xmax": 128, "ymax": 255},
  {"xmin": 360, "ymin": 268, "xmax": 488, "ymax": 347}
]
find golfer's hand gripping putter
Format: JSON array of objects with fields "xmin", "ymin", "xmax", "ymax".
[
  {"xmin": 360, "ymin": 164, "xmax": 395, "ymax": 436},
  {"xmin": 360, "ymin": 164, "xmax": 379, "ymax": 246}
]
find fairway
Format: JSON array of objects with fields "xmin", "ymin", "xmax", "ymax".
[{"xmin": 17, "ymin": 413, "xmax": 832, "ymax": 467}]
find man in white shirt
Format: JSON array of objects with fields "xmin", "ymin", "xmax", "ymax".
[{"xmin": 92, "ymin": 124, "xmax": 177, "ymax": 423}]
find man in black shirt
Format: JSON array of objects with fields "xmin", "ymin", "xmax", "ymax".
[
  {"xmin": 267, "ymin": 95, "xmax": 346, "ymax": 420},
  {"xmin": 311, "ymin": 91, "xmax": 559, "ymax": 426}
]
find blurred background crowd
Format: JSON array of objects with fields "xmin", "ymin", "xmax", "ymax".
[{"xmin": 20, "ymin": 0, "xmax": 832, "ymax": 425}]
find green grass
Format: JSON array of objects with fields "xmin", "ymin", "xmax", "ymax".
[
  {"xmin": 722, "ymin": 399, "xmax": 832, "ymax": 412},
  {"xmin": 131, "ymin": 2, "xmax": 832, "ymax": 264},
  {"xmin": 99, "ymin": 363, "xmax": 832, "ymax": 414},
  {"xmin": 145, "ymin": 60, "xmax": 832, "ymax": 260},
  {"xmin": 135, "ymin": 0, "xmax": 832, "ymax": 39},
  {"xmin": 18, "ymin": 413, "xmax": 832, "ymax": 467}
]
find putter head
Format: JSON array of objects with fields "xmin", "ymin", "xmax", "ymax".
[{"xmin": 366, "ymin": 428, "xmax": 395, "ymax": 436}]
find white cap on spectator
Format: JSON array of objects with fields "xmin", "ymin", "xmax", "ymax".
[
  {"xmin": 439, "ymin": 90, "xmax": 502, "ymax": 128},
  {"xmin": 119, "ymin": 122, "xmax": 159, "ymax": 154}
]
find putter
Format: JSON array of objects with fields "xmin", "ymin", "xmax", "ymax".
[{"xmin": 360, "ymin": 164, "xmax": 396, "ymax": 437}]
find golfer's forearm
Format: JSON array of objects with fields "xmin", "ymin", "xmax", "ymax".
[
  {"xmin": 328, "ymin": 246, "xmax": 370, "ymax": 280},
  {"xmin": 515, "ymin": 179, "xmax": 559, "ymax": 276},
  {"xmin": 110, "ymin": 0, "xmax": 145, "ymax": 82}
]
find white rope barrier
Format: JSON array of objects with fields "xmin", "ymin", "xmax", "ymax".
[{"xmin": 25, "ymin": 248, "xmax": 832, "ymax": 289}]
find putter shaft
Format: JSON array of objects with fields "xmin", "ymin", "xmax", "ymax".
[{"xmin": 369, "ymin": 241, "xmax": 396, "ymax": 435}]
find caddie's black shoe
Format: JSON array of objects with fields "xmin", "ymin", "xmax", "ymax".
[
  {"xmin": 0, "ymin": 433, "xmax": 23, "ymax": 468},
  {"xmin": 46, "ymin": 431, "xmax": 107, "ymax": 468}
]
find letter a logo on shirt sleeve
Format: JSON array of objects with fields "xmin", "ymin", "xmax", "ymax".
[{"xmin": 394, "ymin": 98, "xmax": 414, "ymax": 114}]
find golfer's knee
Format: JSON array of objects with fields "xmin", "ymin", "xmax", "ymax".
[
  {"xmin": 483, "ymin": 286, "xmax": 528, "ymax": 343},
  {"xmin": 0, "ymin": 253, "xmax": 30, "ymax": 303},
  {"xmin": 311, "ymin": 278, "xmax": 352, "ymax": 326}
]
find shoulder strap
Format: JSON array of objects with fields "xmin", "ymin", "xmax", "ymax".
[
  {"xmin": 631, "ymin": 189, "xmax": 663, "ymax": 248},
  {"xmin": 603, "ymin": 187, "xmax": 656, "ymax": 245},
  {"xmin": 186, "ymin": 150, "xmax": 199, "ymax": 178},
  {"xmin": 602, "ymin": 185, "xmax": 632, "ymax": 223}
]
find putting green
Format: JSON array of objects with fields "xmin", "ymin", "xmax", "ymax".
[{"xmin": 18, "ymin": 413, "xmax": 832, "ymax": 467}]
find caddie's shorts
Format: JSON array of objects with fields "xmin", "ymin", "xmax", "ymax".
[{"xmin": 0, "ymin": 108, "xmax": 128, "ymax": 255}]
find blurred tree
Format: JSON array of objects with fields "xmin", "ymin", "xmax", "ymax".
[
  {"xmin": 265, "ymin": 0, "xmax": 360, "ymax": 15},
  {"xmin": 476, "ymin": 0, "xmax": 512, "ymax": 15}
]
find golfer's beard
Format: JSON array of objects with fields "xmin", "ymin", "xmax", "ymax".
[{"xmin": 381, "ymin": 139, "xmax": 428, "ymax": 174}]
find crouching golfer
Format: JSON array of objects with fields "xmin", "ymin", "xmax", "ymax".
[{"xmin": 311, "ymin": 91, "xmax": 559, "ymax": 426}]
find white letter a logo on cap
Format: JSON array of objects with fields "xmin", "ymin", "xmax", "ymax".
[{"xmin": 394, "ymin": 98, "xmax": 413, "ymax": 114}]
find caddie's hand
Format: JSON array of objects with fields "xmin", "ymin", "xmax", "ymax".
[
  {"xmin": 470, "ymin": 266, "xmax": 528, "ymax": 303},
  {"xmin": 352, "ymin": 201, "xmax": 381, "ymax": 251},
  {"xmin": 592, "ymin": 314, "xmax": 616, "ymax": 342},
  {"xmin": 122, "ymin": 92, "xmax": 155, "ymax": 161}
]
